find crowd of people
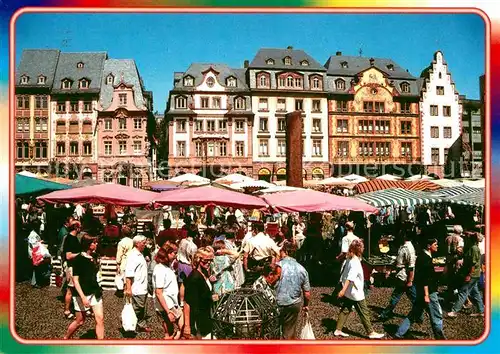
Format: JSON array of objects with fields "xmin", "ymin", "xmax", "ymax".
[{"xmin": 15, "ymin": 196, "xmax": 486, "ymax": 340}]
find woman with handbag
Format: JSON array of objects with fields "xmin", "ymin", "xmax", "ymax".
[
  {"xmin": 153, "ymin": 246, "xmax": 183, "ymax": 339},
  {"xmin": 335, "ymin": 239, "xmax": 384, "ymax": 339},
  {"xmin": 64, "ymin": 234, "xmax": 104, "ymax": 339}
]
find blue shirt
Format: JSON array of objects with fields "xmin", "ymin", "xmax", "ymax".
[{"xmin": 276, "ymin": 257, "xmax": 310, "ymax": 306}]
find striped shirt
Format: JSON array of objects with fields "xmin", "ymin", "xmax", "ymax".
[{"xmin": 395, "ymin": 241, "xmax": 416, "ymax": 282}]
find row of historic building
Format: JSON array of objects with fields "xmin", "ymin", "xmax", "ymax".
[
  {"xmin": 15, "ymin": 50, "xmax": 156, "ymax": 187},
  {"xmin": 15, "ymin": 47, "xmax": 484, "ymax": 186},
  {"xmin": 165, "ymin": 47, "xmax": 484, "ymax": 180}
]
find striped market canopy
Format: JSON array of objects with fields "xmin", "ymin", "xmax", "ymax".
[
  {"xmin": 356, "ymin": 188, "xmax": 446, "ymax": 208},
  {"xmin": 431, "ymin": 188, "xmax": 485, "ymax": 206},
  {"xmin": 355, "ymin": 179, "xmax": 442, "ymax": 194},
  {"xmin": 432, "ymin": 185, "xmax": 482, "ymax": 198}
]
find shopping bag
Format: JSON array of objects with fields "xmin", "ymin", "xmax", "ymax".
[
  {"xmin": 115, "ymin": 273, "xmax": 124, "ymax": 290},
  {"xmin": 121, "ymin": 299, "xmax": 137, "ymax": 332},
  {"xmin": 300, "ymin": 314, "xmax": 315, "ymax": 339}
]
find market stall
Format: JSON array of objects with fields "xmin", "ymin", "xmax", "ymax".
[{"xmin": 37, "ymin": 183, "xmax": 158, "ymax": 206}]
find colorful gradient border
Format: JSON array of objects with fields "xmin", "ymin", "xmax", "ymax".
[{"xmin": 1, "ymin": 1, "xmax": 497, "ymax": 353}]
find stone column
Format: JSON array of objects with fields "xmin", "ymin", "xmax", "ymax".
[{"xmin": 286, "ymin": 111, "xmax": 303, "ymax": 188}]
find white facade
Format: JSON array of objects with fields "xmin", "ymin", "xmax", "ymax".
[
  {"xmin": 420, "ymin": 51, "xmax": 462, "ymax": 166},
  {"xmin": 169, "ymin": 68, "xmax": 252, "ymax": 168},
  {"xmin": 251, "ymin": 96, "xmax": 328, "ymax": 162}
]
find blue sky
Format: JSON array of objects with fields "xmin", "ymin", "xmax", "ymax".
[{"xmin": 14, "ymin": 13, "xmax": 485, "ymax": 113}]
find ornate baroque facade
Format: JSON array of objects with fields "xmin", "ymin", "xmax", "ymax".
[{"xmin": 325, "ymin": 53, "xmax": 421, "ymax": 176}]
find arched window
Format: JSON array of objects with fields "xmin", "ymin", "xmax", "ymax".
[
  {"xmin": 439, "ymin": 72, "xmax": 442, "ymax": 79},
  {"xmin": 312, "ymin": 167, "xmax": 324, "ymax": 180},
  {"xmin": 234, "ymin": 97, "xmax": 246, "ymax": 110},
  {"xmin": 37, "ymin": 75, "xmax": 46, "ymax": 84},
  {"xmin": 79, "ymin": 79, "xmax": 90, "ymax": 89},
  {"xmin": 206, "ymin": 77, "xmax": 215, "ymax": 88},
  {"xmin": 276, "ymin": 168, "xmax": 287, "ymax": 181},
  {"xmin": 62, "ymin": 79, "xmax": 72, "ymax": 89},
  {"xmin": 259, "ymin": 75, "xmax": 268, "ymax": 88},
  {"xmin": 284, "ymin": 56, "xmax": 292, "ymax": 65},
  {"xmin": 287, "ymin": 76, "xmax": 294, "ymax": 87},
  {"xmin": 77, "ymin": 62, "xmax": 84, "ymax": 69},
  {"xmin": 118, "ymin": 172, "xmax": 128, "ymax": 186},
  {"xmin": 227, "ymin": 77, "xmax": 237, "ymax": 87},
  {"xmin": 258, "ymin": 168, "xmax": 271, "ymax": 182},
  {"xmin": 400, "ymin": 82, "xmax": 410, "ymax": 93},
  {"xmin": 301, "ymin": 60, "xmax": 309, "ymax": 66},
  {"xmin": 335, "ymin": 79, "xmax": 346, "ymax": 90},
  {"xmin": 266, "ymin": 58, "xmax": 275, "ymax": 65},
  {"xmin": 341, "ymin": 61, "xmax": 348, "ymax": 68},
  {"xmin": 106, "ymin": 75, "xmax": 114, "ymax": 85},
  {"xmin": 20, "ymin": 75, "xmax": 29, "ymax": 84}
]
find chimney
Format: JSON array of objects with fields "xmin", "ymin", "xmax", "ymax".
[
  {"xmin": 287, "ymin": 46, "xmax": 293, "ymax": 50},
  {"xmin": 336, "ymin": 51, "xmax": 342, "ymax": 56},
  {"xmin": 369, "ymin": 58, "xmax": 375, "ymax": 66},
  {"xmin": 244, "ymin": 60, "xmax": 249, "ymax": 68}
]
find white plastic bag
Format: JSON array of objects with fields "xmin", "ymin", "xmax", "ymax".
[
  {"xmin": 121, "ymin": 300, "xmax": 137, "ymax": 332},
  {"xmin": 115, "ymin": 274, "xmax": 124, "ymax": 290},
  {"xmin": 300, "ymin": 314, "xmax": 315, "ymax": 339}
]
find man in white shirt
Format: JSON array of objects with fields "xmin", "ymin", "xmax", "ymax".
[
  {"xmin": 125, "ymin": 235, "xmax": 150, "ymax": 333},
  {"xmin": 336, "ymin": 221, "xmax": 359, "ymax": 263},
  {"xmin": 243, "ymin": 222, "xmax": 280, "ymax": 284}
]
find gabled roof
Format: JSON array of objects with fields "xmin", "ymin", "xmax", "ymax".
[
  {"xmin": 324, "ymin": 55, "xmax": 415, "ymax": 79},
  {"xmin": 52, "ymin": 52, "xmax": 107, "ymax": 94},
  {"xmin": 100, "ymin": 59, "xmax": 147, "ymax": 110},
  {"xmin": 172, "ymin": 63, "xmax": 249, "ymax": 92},
  {"xmin": 249, "ymin": 48, "xmax": 325, "ymax": 71},
  {"xmin": 16, "ymin": 49, "xmax": 61, "ymax": 89}
]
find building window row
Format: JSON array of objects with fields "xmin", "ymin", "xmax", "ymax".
[
  {"xmin": 356, "ymin": 120, "xmax": 391, "ymax": 134},
  {"xmin": 56, "ymin": 101, "xmax": 93, "ymax": 113},
  {"xmin": 102, "ymin": 140, "xmax": 142, "ymax": 155},
  {"xmin": 430, "ymin": 126, "xmax": 452, "ymax": 139},
  {"xmin": 358, "ymin": 142, "xmax": 391, "ymax": 157},
  {"xmin": 430, "ymin": 105, "xmax": 452, "ymax": 117}
]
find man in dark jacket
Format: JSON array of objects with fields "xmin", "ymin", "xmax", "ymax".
[{"xmin": 394, "ymin": 238, "xmax": 445, "ymax": 339}]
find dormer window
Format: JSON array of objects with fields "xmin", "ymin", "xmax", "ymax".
[
  {"xmin": 266, "ymin": 58, "xmax": 275, "ymax": 65},
  {"xmin": 226, "ymin": 77, "xmax": 237, "ymax": 87},
  {"xmin": 340, "ymin": 61, "xmax": 348, "ymax": 68},
  {"xmin": 61, "ymin": 79, "xmax": 72, "ymax": 89},
  {"xmin": 387, "ymin": 64, "xmax": 394, "ymax": 71},
  {"xmin": 77, "ymin": 62, "xmax": 84, "ymax": 69},
  {"xmin": 206, "ymin": 77, "xmax": 215, "ymax": 88},
  {"xmin": 184, "ymin": 76, "xmax": 194, "ymax": 86},
  {"xmin": 79, "ymin": 79, "xmax": 90, "ymax": 89},
  {"xmin": 37, "ymin": 75, "xmax": 46, "ymax": 84},
  {"xmin": 400, "ymin": 82, "xmax": 410, "ymax": 93},
  {"xmin": 284, "ymin": 56, "xmax": 292, "ymax": 65},
  {"xmin": 106, "ymin": 75, "xmax": 114, "ymax": 85},
  {"xmin": 335, "ymin": 79, "xmax": 346, "ymax": 90},
  {"xmin": 300, "ymin": 60, "xmax": 309, "ymax": 66},
  {"xmin": 20, "ymin": 75, "xmax": 29, "ymax": 84}
]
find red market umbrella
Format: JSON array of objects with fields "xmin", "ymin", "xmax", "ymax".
[
  {"xmin": 37, "ymin": 183, "xmax": 158, "ymax": 207},
  {"xmin": 260, "ymin": 189, "xmax": 377, "ymax": 213},
  {"xmin": 154, "ymin": 186, "xmax": 268, "ymax": 210}
]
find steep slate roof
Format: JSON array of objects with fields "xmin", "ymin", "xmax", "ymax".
[
  {"xmin": 16, "ymin": 49, "xmax": 61, "ymax": 88},
  {"xmin": 324, "ymin": 55, "xmax": 414, "ymax": 79},
  {"xmin": 52, "ymin": 52, "xmax": 107, "ymax": 94},
  {"xmin": 100, "ymin": 59, "xmax": 147, "ymax": 110},
  {"xmin": 324, "ymin": 55, "xmax": 419, "ymax": 97},
  {"xmin": 172, "ymin": 63, "xmax": 249, "ymax": 92},
  {"xmin": 249, "ymin": 48, "xmax": 325, "ymax": 71}
]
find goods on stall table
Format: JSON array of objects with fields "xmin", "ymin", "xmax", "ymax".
[
  {"xmin": 366, "ymin": 255, "xmax": 396, "ymax": 266},
  {"xmin": 432, "ymin": 256, "xmax": 446, "ymax": 265}
]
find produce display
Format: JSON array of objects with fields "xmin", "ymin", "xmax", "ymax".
[{"xmin": 365, "ymin": 255, "xmax": 396, "ymax": 266}]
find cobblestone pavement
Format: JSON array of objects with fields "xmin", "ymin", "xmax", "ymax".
[{"xmin": 14, "ymin": 282, "xmax": 485, "ymax": 341}]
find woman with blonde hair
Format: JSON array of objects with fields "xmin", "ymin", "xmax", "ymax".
[
  {"xmin": 335, "ymin": 239, "xmax": 384, "ymax": 339},
  {"xmin": 183, "ymin": 247, "xmax": 217, "ymax": 339}
]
